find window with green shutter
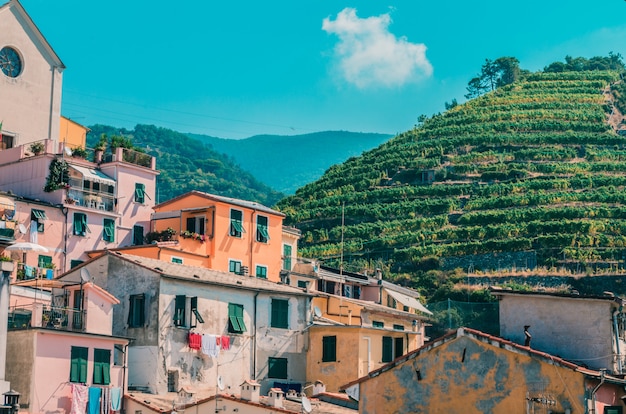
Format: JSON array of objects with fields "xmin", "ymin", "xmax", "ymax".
[
  {"xmin": 271, "ymin": 299, "xmax": 288, "ymax": 329},
  {"xmin": 93, "ymin": 348, "xmax": 111, "ymax": 385},
  {"xmin": 382, "ymin": 336, "xmax": 393, "ymax": 363},
  {"xmin": 373, "ymin": 321, "xmax": 384, "ymax": 328},
  {"xmin": 73, "ymin": 212, "xmax": 89, "ymax": 236},
  {"xmin": 268, "ymin": 357, "xmax": 288, "ymax": 379},
  {"xmin": 31, "ymin": 209, "xmax": 46, "ymax": 232},
  {"xmin": 70, "ymin": 260, "xmax": 84, "ymax": 269},
  {"xmin": 322, "ymin": 336, "xmax": 337, "ymax": 362},
  {"xmin": 393, "ymin": 324, "xmax": 404, "ymax": 331},
  {"xmin": 128, "ymin": 294, "xmax": 145, "ymax": 328},
  {"xmin": 256, "ymin": 215, "xmax": 269, "ymax": 243},
  {"xmin": 229, "ymin": 209, "xmax": 243, "ymax": 237},
  {"xmin": 228, "ymin": 303, "xmax": 246, "ymax": 333},
  {"xmin": 70, "ymin": 346, "xmax": 88, "ymax": 383},
  {"xmin": 38, "ymin": 255, "xmax": 52, "ymax": 269},
  {"xmin": 282, "ymin": 244, "xmax": 292, "ymax": 271},
  {"xmin": 103, "ymin": 218, "xmax": 115, "ymax": 242},
  {"xmin": 133, "ymin": 225, "xmax": 144, "ymax": 245},
  {"xmin": 173, "ymin": 295, "xmax": 203, "ymax": 328},
  {"xmin": 171, "ymin": 257, "xmax": 183, "ymax": 264},
  {"xmin": 174, "ymin": 295, "xmax": 186, "ymax": 327},
  {"xmin": 256, "ymin": 265, "xmax": 267, "ymax": 279},
  {"xmin": 134, "ymin": 183, "xmax": 146, "ymax": 204},
  {"xmin": 229, "ymin": 260, "xmax": 242, "ymax": 274}
]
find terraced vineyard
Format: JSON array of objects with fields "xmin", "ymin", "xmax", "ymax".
[{"xmin": 277, "ymin": 69, "xmax": 626, "ymax": 283}]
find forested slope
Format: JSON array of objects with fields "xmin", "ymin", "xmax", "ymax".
[{"xmin": 277, "ymin": 61, "xmax": 626, "ymax": 290}]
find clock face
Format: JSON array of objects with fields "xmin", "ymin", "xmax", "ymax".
[{"xmin": 0, "ymin": 47, "xmax": 22, "ymax": 78}]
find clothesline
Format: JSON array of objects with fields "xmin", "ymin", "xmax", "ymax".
[
  {"xmin": 188, "ymin": 332, "xmax": 231, "ymax": 357},
  {"xmin": 70, "ymin": 384, "xmax": 122, "ymax": 414}
]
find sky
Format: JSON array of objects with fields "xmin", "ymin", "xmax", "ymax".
[{"xmin": 18, "ymin": 0, "xmax": 626, "ymax": 139}]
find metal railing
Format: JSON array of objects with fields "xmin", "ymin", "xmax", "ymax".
[{"xmin": 8, "ymin": 303, "xmax": 85, "ymax": 332}]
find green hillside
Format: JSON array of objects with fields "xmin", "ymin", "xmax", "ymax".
[
  {"xmin": 86, "ymin": 124, "xmax": 285, "ymax": 206},
  {"xmin": 276, "ymin": 57, "xmax": 626, "ymax": 296},
  {"xmin": 187, "ymin": 131, "xmax": 392, "ymax": 194}
]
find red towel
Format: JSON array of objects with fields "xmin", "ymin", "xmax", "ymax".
[
  {"xmin": 220, "ymin": 335, "xmax": 230, "ymax": 350},
  {"xmin": 188, "ymin": 332, "xmax": 202, "ymax": 350}
]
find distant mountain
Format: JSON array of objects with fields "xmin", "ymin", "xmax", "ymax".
[
  {"xmin": 87, "ymin": 124, "xmax": 285, "ymax": 206},
  {"xmin": 187, "ymin": 131, "xmax": 393, "ymax": 194}
]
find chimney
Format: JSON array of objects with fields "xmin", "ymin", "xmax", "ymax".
[
  {"xmin": 239, "ymin": 380, "xmax": 260, "ymax": 403},
  {"xmin": 268, "ymin": 388, "xmax": 284, "ymax": 408}
]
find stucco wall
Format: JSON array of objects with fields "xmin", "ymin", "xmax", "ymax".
[
  {"xmin": 499, "ymin": 294, "xmax": 617, "ymax": 372},
  {"xmin": 357, "ymin": 335, "xmax": 587, "ymax": 414},
  {"xmin": 5, "ymin": 330, "xmax": 34, "ymax": 409}
]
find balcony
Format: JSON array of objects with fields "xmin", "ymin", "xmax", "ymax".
[
  {"xmin": 8, "ymin": 303, "xmax": 84, "ymax": 332},
  {"xmin": 66, "ymin": 187, "xmax": 115, "ymax": 212},
  {"xmin": 16, "ymin": 262, "xmax": 56, "ymax": 281}
]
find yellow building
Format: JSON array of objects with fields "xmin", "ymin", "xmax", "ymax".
[
  {"xmin": 59, "ymin": 116, "xmax": 88, "ymax": 151},
  {"xmin": 341, "ymin": 327, "xmax": 626, "ymax": 414},
  {"xmin": 307, "ymin": 294, "xmax": 427, "ymax": 392}
]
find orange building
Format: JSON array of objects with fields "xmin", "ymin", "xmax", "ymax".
[{"xmin": 149, "ymin": 191, "xmax": 289, "ymax": 282}]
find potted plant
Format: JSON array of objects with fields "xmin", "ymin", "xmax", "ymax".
[
  {"xmin": 29, "ymin": 141, "xmax": 44, "ymax": 155},
  {"xmin": 71, "ymin": 147, "xmax": 88, "ymax": 159},
  {"xmin": 0, "ymin": 255, "xmax": 14, "ymax": 272},
  {"xmin": 94, "ymin": 134, "xmax": 107, "ymax": 163}
]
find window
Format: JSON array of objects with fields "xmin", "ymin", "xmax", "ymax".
[
  {"xmin": 268, "ymin": 357, "xmax": 287, "ymax": 379},
  {"xmin": 229, "ymin": 260, "xmax": 242, "ymax": 274},
  {"xmin": 354, "ymin": 286, "xmax": 361, "ymax": 300},
  {"xmin": 133, "ymin": 225, "xmax": 144, "ymax": 245},
  {"xmin": 256, "ymin": 265, "xmax": 267, "ymax": 279},
  {"xmin": 31, "ymin": 209, "xmax": 46, "ymax": 232},
  {"xmin": 38, "ymin": 255, "xmax": 52, "ymax": 269},
  {"xmin": 0, "ymin": 133, "xmax": 14, "ymax": 150},
  {"xmin": 322, "ymin": 336, "xmax": 337, "ymax": 362},
  {"xmin": 283, "ymin": 245, "xmax": 292, "ymax": 271},
  {"xmin": 103, "ymin": 218, "xmax": 115, "ymax": 242},
  {"xmin": 317, "ymin": 280, "xmax": 336, "ymax": 294},
  {"xmin": 171, "ymin": 257, "xmax": 183, "ymax": 264},
  {"xmin": 70, "ymin": 346, "xmax": 88, "ymax": 383},
  {"xmin": 128, "ymin": 294, "xmax": 145, "ymax": 328},
  {"xmin": 93, "ymin": 348, "xmax": 111, "ymax": 385},
  {"xmin": 186, "ymin": 216, "xmax": 205, "ymax": 235},
  {"xmin": 394, "ymin": 337, "xmax": 404, "ymax": 359},
  {"xmin": 271, "ymin": 299, "xmax": 289, "ymax": 329},
  {"xmin": 387, "ymin": 295, "xmax": 397, "ymax": 308},
  {"xmin": 73, "ymin": 212, "xmax": 89, "ymax": 236},
  {"xmin": 134, "ymin": 183, "xmax": 146, "ymax": 204},
  {"xmin": 174, "ymin": 295, "xmax": 203, "ymax": 328},
  {"xmin": 297, "ymin": 281, "xmax": 308, "ymax": 289},
  {"xmin": 373, "ymin": 321, "xmax": 384, "ymax": 328},
  {"xmin": 70, "ymin": 260, "xmax": 83, "ymax": 269},
  {"xmin": 343, "ymin": 285, "xmax": 352, "ymax": 298},
  {"xmin": 229, "ymin": 209, "xmax": 244, "ymax": 237},
  {"xmin": 256, "ymin": 215, "xmax": 269, "ymax": 243},
  {"xmin": 393, "ymin": 324, "xmax": 404, "ymax": 331},
  {"xmin": 228, "ymin": 303, "xmax": 246, "ymax": 333},
  {"xmin": 382, "ymin": 336, "xmax": 393, "ymax": 363},
  {"xmin": 604, "ymin": 407, "xmax": 623, "ymax": 414}
]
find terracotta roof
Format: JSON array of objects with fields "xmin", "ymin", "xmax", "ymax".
[
  {"xmin": 490, "ymin": 286, "xmax": 626, "ymax": 305},
  {"xmin": 153, "ymin": 190, "xmax": 285, "ymax": 217},
  {"xmin": 340, "ymin": 327, "xmax": 626, "ymax": 391}
]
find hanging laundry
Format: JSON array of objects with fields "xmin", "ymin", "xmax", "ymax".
[
  {"xmin": 100, "ymin": 387, "xmax": 110, "ymax": 414},
  {"xmin": 110, "ymin": 388, "xmax": 122, "ymax": 412},
  {"xmin": 70, "ymin": 384, "xmax": 89, "ymax": 414},
  {"xmin": 220, "ymin": 335, "xmax": 230, "ymax": 351},
  {"xmin": 188, "ymin": 332, "xmax": 201, "ymax": 350},
  {"xmin": 201, "ymin": 334, "xmax": 219, "ymax": 358},
  {"xmin": 24, "ymin": 265, "xmax": 33, "ymax": 278},
  {"xmin": 88, "ymin": 387, "xmax": 101, "ymax": 414}
]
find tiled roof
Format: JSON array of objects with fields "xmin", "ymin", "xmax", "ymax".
[
  {"xmin": 110, "ymin": 252, "xmax": 309, "ymax": 296},
  {"xmin": 490, "ymin": 286, "xmax": 626, "ymax": 305},
  {"xmin": 154, "ymin": 190, "xmax": 285, "ymax": 217},
  {"xmin": 340, "ymin": 327, "xmax": 626, "ymax": 391}
]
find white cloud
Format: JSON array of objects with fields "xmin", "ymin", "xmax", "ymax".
[{"xmin": 322, "ymin": 8, "xmax": 433, "ymax": 89}]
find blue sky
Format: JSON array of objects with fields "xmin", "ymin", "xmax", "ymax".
[{"xmin": 20, "ymin": 0, "xmax": 626, "ymax": 139}]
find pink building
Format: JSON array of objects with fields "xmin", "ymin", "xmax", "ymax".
[{"xmin": 6, "ymin": 278, "xmax": 128, "ymax": 414}]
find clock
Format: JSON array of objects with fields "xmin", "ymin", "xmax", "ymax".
[{"xmin": 0, "ymin": 47, "xmax": 22, "ymax": 78}]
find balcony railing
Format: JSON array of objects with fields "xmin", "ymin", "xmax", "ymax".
[
  {"xmin": 16, "ymin": 262, "xmax": 56, "ymax": 281},
  {"xmin": 66, "ymin": 186, "xmax": 115, "ymax": 212},
  {"xmin": 8, "ymin": 303, "xmax": 85, "ymax": 332}
]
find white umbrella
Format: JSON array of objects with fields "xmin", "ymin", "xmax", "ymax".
[{"xmin": 5, "ymin": 242, "xmax": 48, "ymax": 252}]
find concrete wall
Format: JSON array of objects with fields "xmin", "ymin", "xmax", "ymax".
[
  {"xmin": 0, "ymin": 4, "xmax": 62, "ymax": 145},
  {"xmin": 357, "ymin": 334, "xmax": 587, "ymax": 414},
  {"xmin": 499, "ymin": 294, "xmax": 619, "ymax": 372}
]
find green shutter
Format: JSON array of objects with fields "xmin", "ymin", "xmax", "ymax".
[
  {"xmin": 283, "ymin": 245, "xmax": 292, "ymax": 270},
  {"xmin": 81, "ymin": 214, "xmax": 90, "ymax": 234},
  {"xmin": 268, "ymin": 357, "xmax": 288, "ymax": 379},
  {"xmin": 186, "ymin": 217, "xmax": 195, "ymax": 233},
  {"xmin": 74, "ymin": 213, "xmax": 83, "ymax": 235},
  {"xmin": 271, "ymin": 299, "xmax": 288, "ymax": 329},
  {"xmin": 133, "ymin": 225, "xmax": 144, "ymax": 245},
  {"xmin": 93, "ymin": 349, "xmax": 111, "ymax": 385},
  {"xmin": 38, "ymin": 255, "xmax": 52, "ymax": 268},
  {"xmin": 228, "ymin": 303, "xmax": 246, "ymax": 333},
  {"xmin": 70, "ymin": 346, "xmax": 88, "ymax": 383},
  {"xmin": 103, "ymin": 218, "xmax": 115, "ymax": 242},
  {"xmin": 135, "ymin": 183, "xmax": 145, "ymax": 203},
  {"xmin": 322, "ymin": 336, "xmax": 337, "ymax": 362},
  {"xmin": 382, "ymin": 336, "xmax": 393, "ymax": 363}
]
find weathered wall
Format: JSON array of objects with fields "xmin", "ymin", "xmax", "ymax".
[
  {"xmin": 499, "ymin": 294, "xmax": 617, "ymax": 372},
  {"xmin": 358, "ymin": 335, "xmax": 586, "ymax": 414},
  {"xmin": 5, "ymin": 330, "xmax": 34, "ymax": 408}
]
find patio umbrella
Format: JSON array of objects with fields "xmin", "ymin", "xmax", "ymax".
[{"xmin": 5, "ymin": 242, "xmax": 48, "ymax": 253}]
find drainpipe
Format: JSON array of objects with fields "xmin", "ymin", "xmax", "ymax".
[
  {"xmin": 61, "ymin": 206, "xmax": 68, "ymax": 273},
  {"xmin": 121, "ymin": 343, "xmax": 129, "ymax": 414},
  {"xmin": 249, "ymin": 209, "xmax": 257, "ymax": 276},
  {"xmin": 252, "ymin": 291, "xmax": 259, "ymax": 380},
  {"xmin": 590, "ymin": 369, "xmax": 606, "ymax": 414},
  {"xmin": 613, "ymin": 309, "xmax": 623, "ymax": 374}
]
